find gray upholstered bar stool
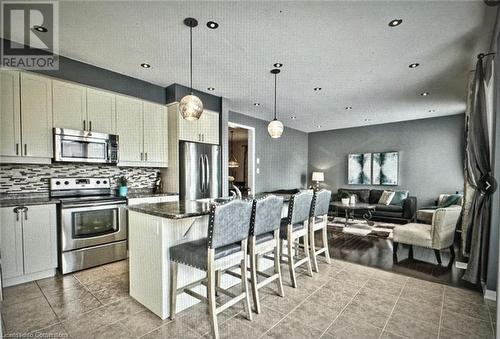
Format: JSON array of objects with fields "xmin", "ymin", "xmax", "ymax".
[
  {"xmin": 309, "ymin": 189, "xmax": 332, "ymax": 272},
  {"xmin": 280, "ymin": 190, "xmax": 314, "ymax": 288},
  {"xmin": 169, "ymin": 199, "xmax": 253, "ymax": 339},
  {"xmin": 248, "ymin": 195, "xmax": 285, "ymax": 314}
]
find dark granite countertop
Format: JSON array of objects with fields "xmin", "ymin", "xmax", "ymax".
[
  {"xmin": 0, "ymin": 193, "xmax": 60, "ymax": 207},
  {"xmin": 127, "ymin": 201, "xmax": 211, "ymax": 219},
  {"xmin": 126, "ymin": 191, "xmax": 179, "ymax": 199}
]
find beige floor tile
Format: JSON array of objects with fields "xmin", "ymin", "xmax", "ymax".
[
  {"xmin": 443, "ymin": 295, "xmax": 490, "ymax": 321},
  {"xmin": 119, "ymin": 309, "xmax": 170, "ymax": 338},
  {"xmin": 370, "ymin": 269, "xmax": 408, "ymax": 285},
  {"xmin": 73, "ymin": 266, "xmax": 111, "ymax": 285},
  {"xmin": 84, "ymin": 322, "xmax": 134, "ymax": 339},
  {"xmin": 103, "ymin": 296, "xmax": 146, "ymax": 323},
  {"xmin": 265, "ymin": 315, "xmax": 323, "ymax": 339},
  {"xmin": 441, "ymin": 310, "xmax": 493, "ymax": 338},
  {"xmin": 439, "ymin": 326, "xmax": 492, "ymax": 339},
  {"xmin": 84, "ymin": 273, "xmax": 128, "ymax": 292},
  {"xmin": 3, "ymin": 282, "xmax": 44, "ymax": 306},
  {"xmin": 234, "ymin": 305, "xmax": 286, "ymax": 335},
  {"xmin": 288, "ymin": 298, "xmax": 342, "ymax": 332},
  {"xmin": 49, "ymin": 290, "xmax": 103, "ymax": 321},
  {"xmin": 60, "ymin": 307, "xmax": 116, "ymax": 338},
  {"xmin": 2, "ymin": 296, "xmax": 59, "ymax": 334},
  {"xmin": 379, "ymin": 330, "xmax": 407, "ymax": 339},
  {"xmin": 43, "ymin": 284, "xmax": 93, "ymax": 305},
  {"xmin": 206, "ymin": 317, "xmax": 262, "ymax": 339},
  {"xmin": 340, "ymin": 290, "xmax": 396, "ymax": 329},
  {"xmin": 326, "ymin": 312, "xmax": 383, "ymax": 339},
  {"xmin": 405, "ymin": 277, "xmax": 445, "ymax": 295},
  {"xmin": 384, "ymin": 312, "xmax": 438, "ymax": 338},
  {"xmin": 176, "ymin": 302, "xmax": 238, "ymax": 336},
  {"xmin": 392, "ymin": 297, "xmax": 441, "ymax": 325},
  {"xmin": 37, "ymin": 274, "xmax": 82, "ymax": 294},
  {"xmin": 30, "ymin": 323, "xmax": 69, "ymax": 338},
  {"xmin": 332, "ymin": 269, "xmax": 371, "ymax": 288},
  {"xmin": 141, "ymin": 320, "xmax": 199, "ymax": 339},
  {"xmin": 444, "ymin": 286, "xmax": 484, "ymax": 305},
  {"xmin": 306, "ymin": 287, "xmax": 353, "ymax": 312},
  {"xmin": 103, "ymin": 259, "xmax": 129, "ymax": 275},
  {"xmin": 93, "ymin": 287, "xmax": 130, "ymax": 305},
  {"xmin": 399, "ymin": 284, "xmax": 443, "ymax": 307}
]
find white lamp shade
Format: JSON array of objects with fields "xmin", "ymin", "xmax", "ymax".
[
  {"xmin": 267, "ymin": 119, "xmax": 284, "ymax": 138},
  {"xmin": 179, "ymin": 94, "xmax": 204, "ymax": 120},
  {"xmin": 312, "ymin": 172, "xmax": 324, "ymax": 182}
]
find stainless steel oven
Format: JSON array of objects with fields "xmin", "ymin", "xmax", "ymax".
[
  {"xmin": 54, "ymin": 128, "xmax": 119, "ymax": 164},
  {"xmin": 51, "ymin": 178, "xmax": 127, "ymax": 274}
]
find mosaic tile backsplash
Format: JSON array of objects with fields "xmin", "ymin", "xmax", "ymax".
[{"xmin": 0, "ymin": 164, "xmax": 161, "ymax": 193}]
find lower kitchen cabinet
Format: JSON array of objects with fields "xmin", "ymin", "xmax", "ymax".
[{"xmin": 0, "ymin": 204, "xmax": 57, "ymax": 287}]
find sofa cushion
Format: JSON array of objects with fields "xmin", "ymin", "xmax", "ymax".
[
  {"xmin": 338, "ymin": 188, "xmax": 370, "ymax": 203},
  {"xmin": 374, "ymin": 204, "xmax": 403, "ymax": 213},
  {"xmin": 378, "ymin": 191, "xmax": 395, "ymax": 205},
  {"xmin": 390, "ymin": 190, "xmax": 409, "ymax": 206},
  {"xmin": 372, "ymin": 210, "xmax": 404, "ymax": 218},
  {"xmin": 369, "ymin": 190, "xmax": 385, "ymax": 204},
  {"xmin": 393, "ymin": 223, "xmax": 432, "ymax": 248}
]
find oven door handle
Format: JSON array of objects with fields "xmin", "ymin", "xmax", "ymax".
[{"xmin": 61, "ymin": 201, "xmax": 127, "ymax": 209}]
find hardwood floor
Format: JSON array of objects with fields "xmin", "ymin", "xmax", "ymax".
[{"xmin": 324, "ymin": 229, "xmax": 480, "ymax": 291}]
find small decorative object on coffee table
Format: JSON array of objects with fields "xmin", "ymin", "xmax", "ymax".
[
  {"xmin": 330, "ymin": 201, "xmax": 376, "ymax": 227},
  {"xmin": 340, "ymin": 192, "xmax": 350, "ymax": 205}
]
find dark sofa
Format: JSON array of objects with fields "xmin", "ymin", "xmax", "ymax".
[{"xmin": 332, "ymin": 188, "xmax": 417, "ymax": 224}]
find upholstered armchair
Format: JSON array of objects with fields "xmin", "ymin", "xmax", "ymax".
[
  {"xmin": 417, "ymin": 193, "xmax": 463, "ymax": 224},
  {"xmin": 393, "ymin": 206, "xmax": 462, "ymax": 265}
]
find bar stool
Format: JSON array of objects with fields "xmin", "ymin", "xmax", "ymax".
[
  {"xmin": 309, "ymin": 189, "xmax": 332, "ymax": 272},
  {"xmin": 248, "ymin": 195, "xmax": 285, "ymax": 314},
  {"xmin": 169, "ymin": 199, "xmax": 254, "ymax": 339},
  {"xmin": 280, "ymin": 190, "xmax": 314, "ymax": 288}
]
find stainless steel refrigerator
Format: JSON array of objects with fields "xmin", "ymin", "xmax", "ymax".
[{"xmin": 179, "ymin": 141, "xmax": 221, "ymax": 200}]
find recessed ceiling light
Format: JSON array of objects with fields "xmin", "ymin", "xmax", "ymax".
[
  {"xmin": 345, "ymin": 106, "xmax": 353, "ymax": 110},
  {"xmin": 140, "ymin": 63, "xmax": 151, "ymax": 68},
  {"xmin": 429, "ymin": 109, "xmax": 436, "ymax": 113},
  {"xmin": 34, "ymin": 25, "xmax": 48, "ymax": 32},
  {"xmin": 388, "ymin": 19, "xmax": 403, "ymax": 27},
  {"xmin": 409, "ymin": 63, "xmax": 420, "ymax": 68},
  {"xmin": 313, "ymin": 87, "xmax": 322, "ymax": 91},
  {"xmin": 274, "ymin": 63, "xmax": 283, "ymax": 68},
  {"xmin": 290, "ymin": 116, "xmax": 297, "ymax": 120},
  {"xmin": 207, "ymin": 21, "xmax": 219, "ymax": 29},
  {"xmin": 420, "ymin": 91, "xmax": 430, "ymax": 96},
  {"xmin": 207, "ymin": 87, "xmax": 215, "ymax": 91},
  {"xmin": 364, "ymin": 118, "xmax": 372, "ymax": 122},
  {"xmin": 253, "ymin": 103, "xmax": 260, "ymax": 106},
  {"xmin": 317, "ymin": 125, "xmax": 322, "ymax": 129}
]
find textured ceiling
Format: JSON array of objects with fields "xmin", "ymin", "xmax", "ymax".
[{"xmin": 12, "ymin": 1, "xmax": 498, "ymax": 132}]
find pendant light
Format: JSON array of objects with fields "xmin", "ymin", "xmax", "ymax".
[
  {"xmin": 179, "ymin": 18, "xmax": 204, "ymax": 121},
  {"xmin": 267, "ymin": 69, "xmax": 284, "ymax": 138},
  {"xmin": 228, "ymin": 130, "xmax": 240, "ymax": 168}
]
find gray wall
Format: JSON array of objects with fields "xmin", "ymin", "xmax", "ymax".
[
  {"xmin": 308, "ymin": 114, "xmax": 465, "ymax": 207},
  {"xmin": 229, "ymin": 111, "xmax": 308, "ymax": 194}
]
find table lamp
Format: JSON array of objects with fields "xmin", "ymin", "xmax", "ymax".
[{"xmin": 312, "ymin": 172, "xmax": 324, "ymax": 190}]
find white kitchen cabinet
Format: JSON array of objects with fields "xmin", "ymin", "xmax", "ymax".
[
  {"xmin": 0, "ymin": 204, "xmax": 57, "ymax": 286},
  {"xmin": 52, "ymin": 79, "xmax": 87, "ymax": 130},
  {"xmin": 176, "ymin": 108, "xmax": 219, "ymax": 145},
  {"xmin": 20, "ymin": 72, "xmax": 53, "ymax": 159},
  {"xmin": 178, "ymin": 112, "xmax": 201, "ymax": 142},
  {"xmin": 0, "ymin": 70, "xmax": 21, "ymax": 157},
  {"xmin": 86, "ymin": 88, "xmax": 116, "ymax": 134},
  {"xmin": 116, "ymin": 95, "xmax": 144, "ymax": 166},
  {"xmin": 117, "ymin": 96, "xmax": 168, "ymax": 167},
  {"xmin": 143, "ymin": 101, "xmax": 168, "ymax": 166}
]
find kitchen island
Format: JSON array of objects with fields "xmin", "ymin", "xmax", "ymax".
[{"xmin": 127, "ymin": 200, "xmax": 276, "ymax": 320}]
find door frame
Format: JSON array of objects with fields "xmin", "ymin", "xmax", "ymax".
[{"xmin": 228, "ymin": 122, "xmax": 255, "ymax": 196}]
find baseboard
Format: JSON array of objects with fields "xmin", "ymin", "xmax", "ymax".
[
  {"xmin": 3, "ymin": 269, "xmax": 56, "ymax": 287},
  {"xmin": 484, "ymin": 289, "xmax": 497, "ymax": 301}
]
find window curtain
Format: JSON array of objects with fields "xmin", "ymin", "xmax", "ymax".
[{"xmin": 463, "ymin": 54, "xmax": 498, "ymax": 285}]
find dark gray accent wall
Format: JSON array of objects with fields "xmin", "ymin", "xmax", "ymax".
[
  {"xmin": 229, "ymin": 111, "xmax": 308, "ymax": 194},
  {"xmin": 308, "ymin": 115, "xmax": 465, "ymax": 207}
]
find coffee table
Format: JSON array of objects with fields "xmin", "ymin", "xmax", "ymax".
[{"xmin": 330, "ymin": 202, "xmax": 377, "ymax": 227}]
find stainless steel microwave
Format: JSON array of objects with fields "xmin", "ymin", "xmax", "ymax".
[{"xmin": 53, "ymin": 128, "xmax": 119, "ymax": 164}]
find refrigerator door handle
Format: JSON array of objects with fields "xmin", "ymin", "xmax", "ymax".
[
  {"xmin": 199, "ymin": 154, "xmax": 204, "ymax": 192},
  {"xmin": 204, "ymin": 154, "xmax": 210, "ymax": 192}
]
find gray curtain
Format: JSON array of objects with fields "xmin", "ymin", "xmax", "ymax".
[{"xmin": 463, "ymin": 55, "xmax": 498, "ymax": 285}]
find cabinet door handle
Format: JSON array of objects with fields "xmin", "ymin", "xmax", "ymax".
[
  {"xmin": 13, "ymin": 207, "xmax": 20, "ymax": 221},
  {"xmin": 15, "ymin": 143, "xmax": 19, "ymax": 155},
  {"xmin": 83, "ymin": 120, "xmax": 86, "ymax": 130},
  {"xmin": 24, "ymin": 144, "xmax": 27, "ymax": 156},
  {"xmin": 23, "ymin": 207, "xmax": 28, "ymax": 220},
  {"xmin": 140, "ymin": 152, "xmax": 143, "ymax": 161},
  {"xmin": 145, "ymin": 152, "xmax": 148, "ymax": 161},
  {"xmin": 89, "ymin": 121, "xmax": 92, "ymax": 131}
]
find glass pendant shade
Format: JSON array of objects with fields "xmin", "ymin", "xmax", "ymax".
[
  {"xmin": 268, "ymin": 118, "xmax": 284, "ymax": 138},
  {"xmin": 179, "ymin": 94, "xmax": 203, "ymax": 121},
  {"xmin": 228, "ymin": 158, "xmax": 239, "ymax": 168}
]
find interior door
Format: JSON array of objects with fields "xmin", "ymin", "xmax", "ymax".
[
  {"xmin": 0, "ymin": 207, "xmax": 24, "ymax": 279},
  {"xmin": 87, "ymin": 88, "xmax": 116, "ymax": 134},
  {"xmin": 52, "ymin": 79, "xmax": 87, "ymax": 130},
  {"xmin": 0, "ymin": 70, "xmax": 21, "ymax": 157},
  {"xmin": 20, "ymin": 72, "xmax": 53, "ymax": 158},
  {"xmin": 143, "ymin": 101, "xmax": 167, "ymax": 166},
  {"xmin": 22, "ymin": 205, "xmax": 57, "ymax": 274},
  {"xmin": 116, "ymin": 95, "xmax": 143, "ymax": 165}
]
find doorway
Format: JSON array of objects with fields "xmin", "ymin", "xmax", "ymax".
[{"xmin": 228, "ymin": 122, "xmax": 255, "ymax": 197}]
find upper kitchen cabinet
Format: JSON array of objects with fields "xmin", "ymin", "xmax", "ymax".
[
  {"xmin": 52, "ymin": 79, "xmax": 87, "ymax": 130},
  {"xmin": 86, "ymin": 88, "xmax": 116, "ymax": 134},
  {"xmin": 116, "ymin": 95, "xmax": 168, "ymax": 167},
  {"xmin": 171, "ymin": 104, "xmax": 219, "ymax": 145},
  {"xmin": 0, "ymin": 70, "xmax": 52, "ymax": 163},
  {"xmin": 20, "ymin": 73, "xmax": 53, "ymax": 159},
  {"xmin": 0, "ymin": 70, "xmax": 21, "ymax": 157},
  {"xmin": 53, "ymin": 80, "xmax": 116, "ymax": 134}
]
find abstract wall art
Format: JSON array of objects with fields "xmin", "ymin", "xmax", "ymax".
[
  {"xmin": 372, "ymin": 151, "xmax": 399, "ymax": 185},
  {"xmin": 348, "ymin": 153, "xmax": 372, "ymax": 184}
]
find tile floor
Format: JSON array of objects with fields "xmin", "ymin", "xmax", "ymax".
[{"xmin": 1, "ymin": 259, "xmax": 496, "ymax": 338}]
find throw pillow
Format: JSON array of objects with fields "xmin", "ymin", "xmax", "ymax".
[
  {"xmin": 378, "ymin": 191, "xmax": 395, "ymax": 205},
  {"xmin": 390, "ymin": 190, "xmax": 409, "ymax": 206},
  {"xmin": 439, "ymin": 194, "xmax": 462, "ymax": 207}
]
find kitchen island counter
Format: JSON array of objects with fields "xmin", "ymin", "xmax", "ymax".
[{"xmin": 127, "ymin": 200, "xmax": 211, "ymax": 219}]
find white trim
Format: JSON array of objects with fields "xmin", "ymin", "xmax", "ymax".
[
  {"xmin": 228, "ymin": 121, "xmax": 255, "ymax": 196},
  {"xmin": 484, "ymin": 288, "xmax": 496, "ymax": 301},
  {"xmin": 3, "ymin": 269, "xmax": 56, "ymax": 287}
]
